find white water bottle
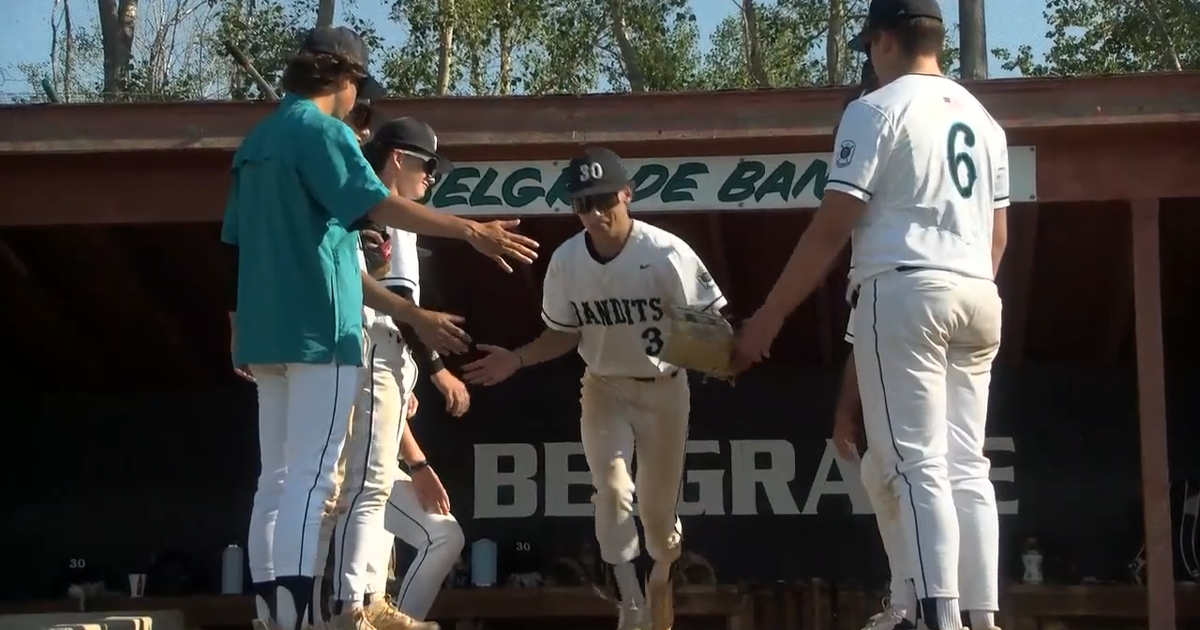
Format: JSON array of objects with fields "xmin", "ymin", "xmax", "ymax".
[
  {"xmin": 221, "ymin": 544, "xmax": 245, "ymax": 594},
  {"xmin": 1021, "ymin": 538, "xmax": 1043, "ymax": 585},
  {"xmin": 470, "ymin": 539, "xmax": 497, "ymax": 587}
]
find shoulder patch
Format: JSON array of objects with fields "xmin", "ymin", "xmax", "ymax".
[
  {"xmin": 697, "ymin": 270, "xmax": 714, "ymax": 289},
  {"xmin": 836, "ymin": 140, "xmax": 856, "ymax": 168}
]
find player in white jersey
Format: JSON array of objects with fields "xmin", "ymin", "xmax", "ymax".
[
  {"xmin": 461, "ymin": 147, "xmax": 727, "ymax": 630},
  {"xmin": 838, "ymin": 307, "xmax": 918, "ymax": 630},
  {"xmin": 734, "ymin": 1, "xmax": 1008, "ymax": 628},
  {"xmin": 314, "ymin": 117, "xmax": 468, "ymax": 630}
]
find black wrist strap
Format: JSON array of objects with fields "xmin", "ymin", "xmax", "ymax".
[{"xmin": 409, "ymin": 459, "xmax": 430, "ymax": 472}]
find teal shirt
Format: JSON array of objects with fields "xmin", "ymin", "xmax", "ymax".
[{"xmin": 221, "ymin": 94, "xmax": 390, "ymax": 367}]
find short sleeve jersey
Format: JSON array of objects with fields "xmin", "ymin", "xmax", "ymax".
[
  {"xmin": 373, "ymin": 227, "xmax": 422, "ymax": 335},
  {"xmin": 827, "ymin": 74, "xmax": 1009, "ymax": 289},
  {"xmin": 541, "ymin": 221, "xmax": 727, "ymax": 378},
  {"xmin": 221, "ymin": 94, "xmax": 390, "ymax": 366}
]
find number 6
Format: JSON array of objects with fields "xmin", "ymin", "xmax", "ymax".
[
  {"xmin": 946, "ymin": 122, "xmax": 977, "ymax": 199},
  {"xmin": 578, "ymin": 163, "xmax": 604, "ymax": 182}
]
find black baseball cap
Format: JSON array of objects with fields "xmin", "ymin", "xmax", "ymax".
[
  {"xmin": 298, "ymin": 26, "xmax": 387, "ymax": 100},
  {"xmin": 849, "ymin": 0, "xmax": 944, "ymax": 52},
  {"xmin": 368, "ymin": 117, "xmax": 452, "ymax": 177},
  {"xmin": 566, "ymin": 147, "xmax": 630, "ymax": 200}
]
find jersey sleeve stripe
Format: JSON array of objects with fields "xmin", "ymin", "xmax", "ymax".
[
  {"xmin": 380, "ymin": 277, "xmax": 419, "ymax": 291},
  {"xmin": 825, "ymin": 179, "xmax": 873, "ymax": 199},
  {"xmin": 541, "ymin": 309, "xmax": 579, "ymax": 331},
  {"xmin": 994, "ymin": 195, "xmax": 1010, "ymax": 202}
]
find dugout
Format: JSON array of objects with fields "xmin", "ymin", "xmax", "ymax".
[{"xmin": 0, "ymin": 72, "xmax": 1199, "ymax": 628}]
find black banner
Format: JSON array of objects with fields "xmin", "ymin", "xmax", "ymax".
[{"xmin": 6, "ymin": 363, "xmax": 1199, "ymax": 600}]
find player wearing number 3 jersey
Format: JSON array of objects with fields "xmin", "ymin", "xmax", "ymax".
[
  {"xmin": 734, "ymin": 1, "xmax": 1008, "ymax": 629},
  {"xmin": 463, "ymin": 147, "xmax": 726, "ymax": 630}
]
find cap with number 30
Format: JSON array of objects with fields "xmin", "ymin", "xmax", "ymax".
[{"xmin": 565, "ymin": 147, "xmax": 630, "ymax": 200}]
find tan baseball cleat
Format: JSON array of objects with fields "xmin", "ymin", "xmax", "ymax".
[
  {"xmin": 364, "ymin": 595, "xmax": 440, "ymax": 630},
  {"xmin": 250, "ymin": 619, "xmax": 281, "ymax": 630},
  {"xmin": 646, "ymin": 561, "xmax": 674, "ymax": 630},
  {"xmin": 329, "ymin": 606, "xmax": 379, "ymax": 630}
]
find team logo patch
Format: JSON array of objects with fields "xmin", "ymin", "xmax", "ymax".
[
  {"xmin": 697, "ymin": 270, "xmax": 714, "ymax": 289},
  {"xmin": 836, "ymin": 140, "xmax": 856, "ymax": 168}
]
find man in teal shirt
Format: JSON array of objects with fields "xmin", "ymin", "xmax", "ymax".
[{"xmin": 221, "ymin": 26, "xmax": 538, "ymax": 630}]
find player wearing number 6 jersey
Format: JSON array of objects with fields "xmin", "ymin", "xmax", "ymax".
[
  {"xmin": 462, "ymin": 147, "xmax": 726, "ymax": 630},
  {"xmin": 734, "ymin": 1, "xmax": 1008, "ymax": 628}
]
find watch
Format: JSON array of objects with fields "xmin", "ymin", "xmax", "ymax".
[{"xmin": 409, "ymin": 459, "xmax": 430, "ymax": 472}]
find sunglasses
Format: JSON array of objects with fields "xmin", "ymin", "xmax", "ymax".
[
  {"xmin": 396, "ymin": 149, "xmax": 440, "ymax": 177},
  {"xmin": 571, "ymin": 193, "xmax": 619, "ymax": 214}
]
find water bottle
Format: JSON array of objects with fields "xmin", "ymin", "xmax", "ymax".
[
  {"xmin": 1021, "ymin": 537, "xmax": 1043, "ymax": 585},
  {"xmin": 222, "ymin": 544, "xmax": 245, "ymax": 594},
  {"xmin": 470, "ymin": 539, "xmax": 497, "ymax": 587}
]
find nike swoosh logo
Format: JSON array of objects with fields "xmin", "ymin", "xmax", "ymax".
[{"xmin": 639, "ymin": 264, "xmax": 651, "ymax": 269}]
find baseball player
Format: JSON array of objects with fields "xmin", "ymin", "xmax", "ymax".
[
  {"xmin": 223, "ymin": 25, "xmax": 538, "ymax": 630},
  {"xmin": 317, "ymin": 117, "xmax": 468, "ymax": 630},
  {"xmin": 733, "ymin": 1, "xmax": 1008, "ymax": 628},
  {"xmin": 826, "ymin": 58, "xmax": 918, "ymax": 630},
  {"xmin": 462, "ymin": 147, "xmax": 727, "ymax": 630},
  {"xmin": 837, "ymin": 307, "xmax": 917, "ymax": 630}
]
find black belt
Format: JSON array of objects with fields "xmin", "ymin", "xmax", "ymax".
[
  {"xmin": 849, "ymin": 266, "xmax": 928, "ymax": 308},
  {"xmin": 632, "ymin": 370, "xmax": 681, "ymax": 383}
]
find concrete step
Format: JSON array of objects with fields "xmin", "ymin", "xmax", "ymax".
[{"xmin": 0, "ymin": 610, "xmax": 186, "ymax": 630}]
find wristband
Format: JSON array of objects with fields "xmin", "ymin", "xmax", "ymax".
[{"xmin": 409, "ymin": 459, "xmax": 430, "ymax": 472}]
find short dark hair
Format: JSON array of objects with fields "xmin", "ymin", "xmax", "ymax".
[
  {"xmin": 362, "ymin": 141, "xmax": 388, "ymax": 174},
  {"xmin": 279, "ymin": 51, "xmax": 366, "ymax": 97},
  {"xmin": 889, "ymin": 16, "xmax": 945, "ymax": 58}
]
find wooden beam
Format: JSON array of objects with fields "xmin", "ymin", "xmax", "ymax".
[
  {"xmin": 998, "ymin": 203, "xmax": 1039, "ymax": 365},
  {"xmin": 1130, "ymin": 198, "xmax": 1174, "ymax": 630},
  {"xmin": 4, "ymin": 73, "xmax": 1200, "ymax": 154},
  {"xmin": 1103, "ymin": 211, "xmax": 1135, "ymax": 364}
]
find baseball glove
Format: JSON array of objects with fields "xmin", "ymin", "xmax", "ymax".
[
  {"xmin": 659, "ymin": 305, "xmax": 736, "ymax": 382},
  {"xmin": 360, "ymin": 224, "xmax": 392, "ymax": 278}
]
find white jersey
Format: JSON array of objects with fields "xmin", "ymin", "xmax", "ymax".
[
  {"xmin": 369, "ymin": 227, "xmax": 421, "ymax": 334},
  {"xmin": 541, "ymin": 221, "xmax": 727, "ymax": 379},
  {"xmin": 829, "ymin": 74, "xmax": 1010, "ymax": 290},
  {"xmin": 358, "ymin": 242, "xmax": 378, "ymax": 330}
]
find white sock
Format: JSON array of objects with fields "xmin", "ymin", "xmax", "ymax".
[
  {"xmin": 968, "ymin": 610, "xmax": 995, "ymax": 629},
  {"xmin": 935, "ymin": 598, "xmax": 962, "ymax": 630},
  {"xmin": 612, "ymin": 562, "xmax": 645, "ymax": 609}
]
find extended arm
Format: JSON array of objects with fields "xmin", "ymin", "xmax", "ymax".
[
  {"xmin": 362, "ymin": 271, "xmax": 422, "ymax": 324},
  {"xmin": 399, "ymin": 423, "xmax": 427, "ymax": 467},
  {"xmin": 992, "ymin": 207, "xmax": 1008, "ymax": 277},
  {"xmin": 835, "ymin": 353, "xmax": 861, "ymax": 421},
  {"xmin": 514, "ymin": 328, "xmax": 581, "ymax": 368}
]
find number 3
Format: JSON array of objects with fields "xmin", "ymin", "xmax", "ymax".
[
  {"xmin": 642, "ymin": 327, "xmax": 663, "ymax": 356},
  {"xmin": 947, "ymin": 122, "xmax": 977, "ymax": 198},
  {"xmin": 578, "ymin": 163, "xmax": 604, "ymax": 182}
]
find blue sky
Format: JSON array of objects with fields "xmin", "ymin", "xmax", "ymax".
[{"xmin": 0, "ymin": 0, "xmax": 1049, "ymax": 96}]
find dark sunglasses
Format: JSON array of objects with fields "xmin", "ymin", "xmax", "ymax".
[
  {"xmin": 396, "ymin": 149, "xmax": 440, "ymax": 177},
  {"xmin": 571, "ymin": 193, "xmax": 619, "ymax": 214}
]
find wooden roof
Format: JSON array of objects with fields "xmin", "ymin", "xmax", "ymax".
[{"xmin": 0, "ymin": 73, "xmax": 1198, "ymax": 388}]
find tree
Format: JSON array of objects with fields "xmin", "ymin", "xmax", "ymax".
[
  {"xmin": 97, "ymin": 0, "xmax": 139, "ymax": 98},
  {"xmin": 992, "ymin": 0, "xmax": 1200, "ymax": 77},
  {"xmin": 700, "ymin": 0, "xmax": 840, "ymax": 89}
]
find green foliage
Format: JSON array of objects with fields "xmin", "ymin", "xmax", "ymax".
[
  {"xmin": 12, "ymin": 0, "xmax": 1185, "ymax": 103},
  {"xmin": 992, "ymin": 0, "xmax": 1200, "ymax": 76}
]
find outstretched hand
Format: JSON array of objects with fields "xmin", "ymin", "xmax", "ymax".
[
  {"xmin": 462, "ymin": 344, "xmax": 522, "ymax": 386},
  {"xmin": 730, "ymin": 307, "xmax": 785, "ymax": 374},
  {"xmin": 467, "ymin": 220, "xmax": 539, "ymax": 273},
  {"xmin": 411, "ymin": 309, "xmax": 472, "ymax": 355}
]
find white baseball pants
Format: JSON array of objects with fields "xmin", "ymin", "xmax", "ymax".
[
  {"xmin": 580, "ymin": 371, "xmax": 689, "ymax": 565},
  {"xmin": 330, "ymin": 330, "xmax": 417, "ymax": 604},
  {"xmin": 246, "ymin": 362, "xmax": 361, "ymax": 585},
  {"xmin": 852, "ymin": 268, "xmax": 1001, "ymax": 609},
  {"xmin": 858, "ymin": 448, "xmax": 913, "ymax": 611},
  {"xmin": 367, "ymin": 469, "xmax": 465, "ymax": 620}
]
